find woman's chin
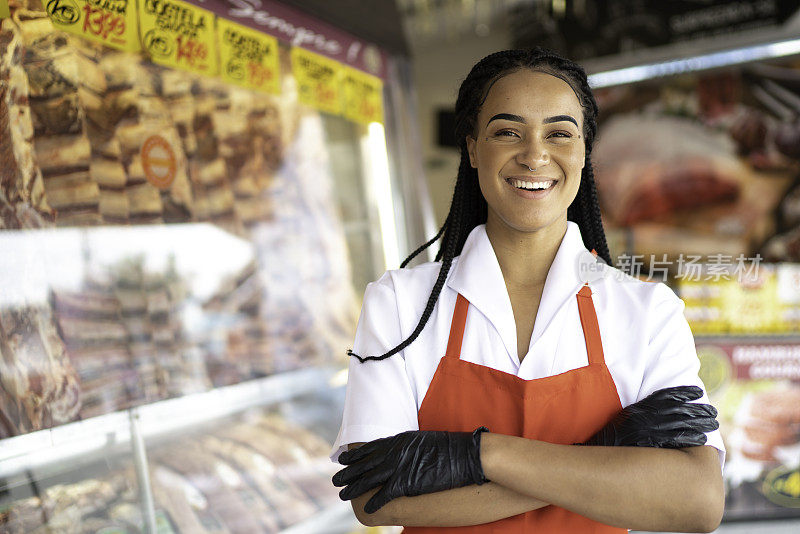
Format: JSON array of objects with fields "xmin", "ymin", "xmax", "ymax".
[{"xmin": 488, "ymin": 211, "xmax": 568, "ymax": 236}]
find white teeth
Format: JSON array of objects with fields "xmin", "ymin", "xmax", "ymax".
[{"xmin": 509, "ymin": 178, "xmax": 555, "ymax": 190}]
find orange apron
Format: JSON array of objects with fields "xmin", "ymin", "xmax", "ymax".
[{"xmin": 406, "ymin": 285, "xmax": 627, "ymax": 533}]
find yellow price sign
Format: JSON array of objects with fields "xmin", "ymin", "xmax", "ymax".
[
  {"xmin": 1, "ymin": 0, "xmax": 10, "ymax": 19},
  {"xmin": 217, "ymin": 18, "xmax": 280, "ymax": 94},
  {"xmin": 43, "ymin": 0, "xmax": 139, "ymax": 51},
  {"xmin": 342, "ymin": 66, "xmax": 383, "ymax": 124},
  {"xmin": 138, "ymin": 0, "xmax": 217, "ymax": 75},
  {"xmin": 291, "ymin": 47, "xmax": 342, "ymax": 115}
]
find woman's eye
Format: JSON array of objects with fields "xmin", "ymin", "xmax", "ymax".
[
  {"xmin": 494, "ymin": 130, "xmax": 519, "ymax": 138},
  {"xmin": 549, "ymin": 131, "xmax": 572, "ymax": 139}
]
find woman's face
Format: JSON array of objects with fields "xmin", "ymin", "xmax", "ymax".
[{"xmin": 466, "ymin": 69, "xmax": 586, "ymax": 235}]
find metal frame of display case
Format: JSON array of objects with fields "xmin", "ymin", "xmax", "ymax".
[
  {"xmin": 582, "ymin": 10, "xmax": 800, "ymax": 87},
  {"xmin": 588, "ymin": 36, "xmax": 800, "ymax": 88}
]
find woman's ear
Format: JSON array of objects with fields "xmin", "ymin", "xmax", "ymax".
[{"xmin": 466, "ymin": 136, "xmax": 477, "ymax": 169}]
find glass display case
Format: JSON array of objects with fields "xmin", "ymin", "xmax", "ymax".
[{"xmin": 0, "ymin": 0, "xmax": 423, "ymax": 531}]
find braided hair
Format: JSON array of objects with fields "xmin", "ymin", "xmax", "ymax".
[{"xmin": 348, "ymin": 47, "xmax": 611, "ymax": 363}]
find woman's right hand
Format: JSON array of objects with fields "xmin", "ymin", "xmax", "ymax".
[{"xmin": 580, "ymin": 385, "xmax": 719, "ymax": 448}]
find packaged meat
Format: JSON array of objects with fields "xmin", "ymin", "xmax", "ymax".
[
  {"xmin": 0, "ymin": 305, "xmax": 81, "ymax": 434},
  {"xmin": 0, "ymin": 16, "xmax": 51, "ymax": 223},
  {"xmin": 155, "ymin": 445, "xmax": 268, "ymax": 534},
  {"xmin": 0, "ymin": 495, "xmax": 52, "ymax": 533},
  {"xmin": 32, "ymin": 133, "xmax": 94, "ymax": 214},
  {"xmin": 200, "ymin": 435, "xmax": 308, "ymax": 529},
  {"xmin": 42, "ymin": 173, "xmax": 100, "ymax": 212},
  {"xmin": 152, "ymin": 464, "xmax": 225, "ymax": 533},
  {"xmin": 29, "ymin": 92, "xmax": 82, "ymax": 136}
]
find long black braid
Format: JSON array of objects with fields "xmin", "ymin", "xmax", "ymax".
[{"xmin": 348, "ymin": 47, "xmax": 611, "ymax": 363}]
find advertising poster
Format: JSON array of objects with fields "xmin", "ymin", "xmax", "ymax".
[{"xmin": 696, "ymin": 337, "xmax": 800, "ymax": 518}]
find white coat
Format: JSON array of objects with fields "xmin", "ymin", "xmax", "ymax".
[{"xmin": 332, "ymin": 222, "xmax": 726, "ymax": 467}]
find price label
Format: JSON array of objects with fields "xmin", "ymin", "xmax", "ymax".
[
  {"xmin": 138, "ymin": 0, "xmax": 217, "ymax": 75},
  {"xmin": 1, "ymin": 0, "xmax": 10, "ymax": 19},
  {"xmin": 342, "ymin": 66, "xmax": 384, "ymax": 124},
  {"xmin": 291, "ymin": 46, "xmax": 342, "ymax": 115},
  {"xmin": 44, "ymin": 0, "xmax": 140, "ymax": 51},
  {"xmin": 217, "ymin": 17, "xmax": 280, "ymax": 94}
]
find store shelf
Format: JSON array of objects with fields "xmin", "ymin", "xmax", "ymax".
[
  {"xmin": 0, "ymin": 366, "xmax": 339, "ymax": 479},
  {"xmin": 136, "ymin": 365, "xmax": 339, "ymax": 440},
  {"xmin": 0, "ymin": 411, "xmax": 132, "ymax": 481}
]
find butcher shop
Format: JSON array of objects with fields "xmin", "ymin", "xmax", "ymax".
[{"xmin": 1, "ymin": 1, "xmax": 800, "ymax": 533}]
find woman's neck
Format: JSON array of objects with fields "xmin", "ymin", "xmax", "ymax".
[{"xmin": 485, "ymin": 214, "xmax": 568, "ymax": 292}]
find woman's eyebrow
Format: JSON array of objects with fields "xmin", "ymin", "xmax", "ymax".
[
  {"xmin": 544, "ymin": 115, "xmax": 578, "ymax": 127},
  {"xmin": 486, "ymin": 113, "xmax": 578, "ymax": 128},
  {"xmin": 486, "ymin": 113, "xmax": 525, "ymax": 126}
]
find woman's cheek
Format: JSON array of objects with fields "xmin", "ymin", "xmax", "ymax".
[{"xmin": 555, "ymin": 144, "xmax": 585, "ymax": 174}]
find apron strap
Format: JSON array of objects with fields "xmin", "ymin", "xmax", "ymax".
[
  {"xmin": 445, "ymin": 294, "xmax": 469, "ymax": 359},
  {"xmin": 576, "ymin": 284, "xmax": 605, "ymax": 366},
  {"xmin": 447, "ymin": 289, "xmax": 605, "ymax": 365}
]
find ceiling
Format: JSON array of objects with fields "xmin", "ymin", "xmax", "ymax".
[
  {"xmin": 279, "ymin": 0, "xmax": 410, "ymax": 56},
  {"xmin": 280, "ymin": 0, "xmax": 800, "ymax": 65},
  {"xmin": 396, "ymin": 0, "xmax": 534, "ymax": 51},
  {"xmin": 281, "ymin": 0, "xmax": 535, "ymax": 56}
]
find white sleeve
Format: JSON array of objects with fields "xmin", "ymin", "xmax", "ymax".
[
  {"xmin": 330, "ymin": 274, "xmax": 419, "ymax": 463},
  {"xmin": 636, "ymin": 284, "xmax": 727, "ymax": 471}
]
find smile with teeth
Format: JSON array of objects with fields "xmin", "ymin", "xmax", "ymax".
[{"xmin": 507, "ymin": 178, "xmax": 556, "ymax": 191}]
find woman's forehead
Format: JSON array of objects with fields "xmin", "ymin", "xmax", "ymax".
[{"xmin": 479, "ymin": 70, "xmax": 582, "ymax": 120}]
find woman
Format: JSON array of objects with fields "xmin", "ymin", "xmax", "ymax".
[{"xmin": 331, "ymin": 48, "xmax": 725, "ymax": 533}]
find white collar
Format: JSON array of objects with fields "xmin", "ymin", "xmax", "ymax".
[{"xmin": 447, "ymin": 221, "xmax": 589, "ymax": 362}]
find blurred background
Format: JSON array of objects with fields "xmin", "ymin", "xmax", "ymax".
[{"xmin": 1, "ymin": 0, "xmax": 799, "ymax": 532}]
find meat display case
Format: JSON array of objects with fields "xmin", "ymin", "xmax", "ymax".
[
  {"xmin": 0, "ymin": 367, "xmax": 356, "ymax": 532},
  {"xmin": 0, "ymin": 1, "xmax": 428, "ymax": 532}
]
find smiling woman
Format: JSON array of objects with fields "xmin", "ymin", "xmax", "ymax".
[
  {"xmin": 331, "ymin": 48, "xmax": 725, "ymax": 533},
  {"xmin": 466, "ymin": 70, "xmax": 586, "ymax": 236}
]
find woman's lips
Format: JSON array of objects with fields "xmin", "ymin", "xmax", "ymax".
[{"xmin": 504, "ymin": 176, "xmax": 558, "ymax": 199}]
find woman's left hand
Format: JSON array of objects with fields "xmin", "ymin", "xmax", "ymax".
[{"xmin": 333, "ymin": 427, "xmax": 489, "ymax": 513}]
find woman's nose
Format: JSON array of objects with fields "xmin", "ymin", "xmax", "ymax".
[{"xmin": 516, "ymin": 138, "xmax": 549, "ymax": 170}]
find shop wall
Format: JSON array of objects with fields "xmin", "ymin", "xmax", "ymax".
[{"xmin": 411, "ymin": 30, "xmax": 511, "ymax": 225}]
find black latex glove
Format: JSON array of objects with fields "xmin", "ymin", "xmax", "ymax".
[
  {"xmin": 581, "ymin": 385, "xmax": 719, "ymax": 448},
  {"xmin": 333, "ymin": 427, "xmax": 489, "ymax": 513}
]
